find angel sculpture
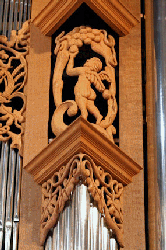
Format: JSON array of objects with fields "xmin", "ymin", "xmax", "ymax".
[
  {"xmin": 51, "ymin": 27, "xmax": 118, "ymax": 141},
  {"xmin": 66, "ymin": 54, "xmax": 110, "ymax": 125}
]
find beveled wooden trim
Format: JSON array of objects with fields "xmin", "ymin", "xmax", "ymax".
[
  {"xmin": 24, "ymin": 117, "xmax": 142, "ymax": 185},
  {"xmin": 32, "ymin": 0, "xmax": 139, "ymax": 36}
]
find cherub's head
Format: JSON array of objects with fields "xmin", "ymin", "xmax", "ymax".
[{"xmin": 84, "ymin": 57, "xmax": 102, "ymax": 72}]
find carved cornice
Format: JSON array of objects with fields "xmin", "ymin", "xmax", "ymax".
[
  {"xmin": 32, "ymin": 0, "xmax": 139, "ymax": 36},
  {"xmin": 24, "ymin": 117, "xmax": 142, "ymax": 185}
]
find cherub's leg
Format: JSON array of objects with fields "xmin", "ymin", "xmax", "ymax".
[
  {"xmin": 87, "ymin": 100, "xmax": 103, "ymax": 124},
  {"xmin": 75, "ymin": 95, "xmax": 88, "ymax": 120}
]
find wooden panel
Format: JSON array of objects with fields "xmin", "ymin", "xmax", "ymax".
[
  {"xmin": 18, "ymin": 170, "xmax": 42, "ymax": 250},
  {"xmin": 119, "ymin": 0, "xmax": 145, "ymax": 247},
  {"xmin": 23, "ymin": 23, "xmax": 51, "ymax": 166}
]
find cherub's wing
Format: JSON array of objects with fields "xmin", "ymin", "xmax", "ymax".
[
  {"xmin": 85, "ymin": 71, "xmax": 105, "ymax": 92},
  {"xmin": 98, "ymin": 71, "xmax": 111, "ymax": 82}
]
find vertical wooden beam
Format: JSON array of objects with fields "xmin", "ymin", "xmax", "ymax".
[
  {"xmin": 19, "ymin": 23, "xmax": 51, "ymax": 250},
  {"xmin": 119, "ymin": 1, "xmax": 145, "ymax": 249},
  {"xmin": 145, "ymin": 1, "xmax": 156, "ymax": 249},
  {"xmin": 23, "ymin": 23, "xmax": 51, "ymax": 166}
]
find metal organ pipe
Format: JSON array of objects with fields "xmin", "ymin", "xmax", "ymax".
[
  {"xmin": 0, "ymin": 0, "xmax": 31, "ymax": 38},
  {"xmin": 44, "ymin": 184, "xmax": 119, "ymax": 250},
  {"xmin": 0, "ymin": 1, "xmax": 31, "ymax": 249},
  {"xmin": 153, "ymin": 0, "xmax": 166, "ymax": 249},
  {"xmin": 0, "ymin": 142, "xmax": 22, "ymax": 250}
]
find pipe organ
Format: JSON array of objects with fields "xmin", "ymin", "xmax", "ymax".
[
  {"xmin": 2, "ymin": 0, "xmax": 162, "ymax": 250},
  {"xmin": 0, "ymin": 1, "xmax": 31, "ymax": 250}
]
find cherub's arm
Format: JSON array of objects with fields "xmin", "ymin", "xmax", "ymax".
[{"xmin": 66, "ymin": 53, "xmax": 83, "ymax": 76}]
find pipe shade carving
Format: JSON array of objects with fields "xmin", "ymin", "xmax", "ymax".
[
  {"xmin": 24, "ymin": 118, "xmax": 142, "ymax": 248},
  {"xmin": 52, "ymin": 27, "xmax": 117, "ymax": 142},
  {"xmin": 41, "ymin": 153, "xmax": 123, "ymax": 247},
  {"xmin": 0, "ymin": 21, "xmax": 30, "ymax": 155}
]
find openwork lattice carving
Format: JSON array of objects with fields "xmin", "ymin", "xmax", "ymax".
[
  {"xmin": 52, "ymin": 27, "xmax": 118, "ymax": 142},
  {"xmin": 0, "ymin": 21, "xmax": 30, "ymax": 155},
  {"xmin": 41, "ymin": 153, "xmax": 123, "ymax": 247}
]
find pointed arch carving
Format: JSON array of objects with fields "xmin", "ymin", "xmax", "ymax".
[
  {"xmin": 40, "ymin": 153, "xmax": 124, "ymax": 247},
  {"xmin": 24, "ymin": 118, "xmax": 142, "ymax": 248},
  {"xmin": 32, "ymin": 0, "xmax": 139, "ymax": 36}
]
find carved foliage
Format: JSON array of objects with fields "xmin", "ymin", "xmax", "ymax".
[
  {"xmin": 41, "ymin": 153, "xmax": 124, "ymax": 247},
  {"xmin": 51, "ymin": 27, "xmax": 118, "ymax": 142},
  {"xmin": 0, "ymin": 21, "xmax": 30, "ymax": 155}
]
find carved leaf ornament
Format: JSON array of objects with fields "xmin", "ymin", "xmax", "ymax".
[
  {"xmin": 41, "ymin": 153, "xmax": 124, "ymax": 247},
  {"xmin": 0, "ymin": 21, "xmax": 29, "ymax": 155},
  {"xmin": 52, "ymin": 26, "xmax": 118, "ymax": 142}
]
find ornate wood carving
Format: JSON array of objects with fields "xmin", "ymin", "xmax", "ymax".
[
  {"xmin": 24, "ymin": 118, "xmax": 142, "ymax": 247},
  {"xmin": 52, "ymin": 27, "xmax": 117, "ymax": 142},
  {"xmin": 32, "ymin": 0, "xmax": 139, "ymax": 36},
  {"xmin": 0, "ymin": 21, "xmax": 30, "ymax": 155},
  {"xmin": 24, "ymin": 118, "xmax": 142, "ymax": 185},
  {"xmin": 41, "ymin": 153, "xmax": 124, "ymax": 247}
]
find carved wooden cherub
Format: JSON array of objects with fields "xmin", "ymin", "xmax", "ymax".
[
  {"xmin": 51, "ymin": 27, "xmax": 118, "ymax": 141},
  {"xmin": 66, "ymin": 54, "xmax": 107, "ymax": 124}
]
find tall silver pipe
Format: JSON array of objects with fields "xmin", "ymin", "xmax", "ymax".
[
  {"xmin": 45, "ymin": 231, "xmax": 53, "ymax": 250},
  {"xmin": 52, "ymin": 219, "xmax": 60, "ymax": 250},
  {"xmin": 12, "ymin": 152, "xmax": 21, "ymax": 250},
  {"xmin": 2, "ymin": 0, "xmax": 10, "ymax": 36},
  {"xmin": 63, "ymin": 201, "xmax": 72, "ymax": 250},
  {"xmin": 89, "ymin": 204, "xmax": 100, "ymax": 249},
  {"xmin": 27, "ymin": 0, "xmax": 31, "ymax": 20},
  {"xmin": 73, "ymin": 183, "xmax": 90, "ymax": 249},
  {"xmin": 8, "ymin": 0, "xmax": 14, "ymax": 39},
  {"xmin": 0, "ymin": 0, "xmax": 31, "ymax": 38},
  {"xmin": 45, "ymin": 184, "xmax": 119, "ymax": 250},
  {"xmin": 0, "ymin": 142, "xmax": 23, "ymax": 250},
  {"xmin": 18, "ymin": 0, "xmax": 23, "ymax": 30},
  {"xmin": 0, "ymin": 2, "xmax": 4, "ymax": 33},
  {"xmin": 23, "ymin": 0, "xmax": 28, "ymax": 23},
  {"xmin": 0, "ymin": 142, "xmax": 10, "ymax": 250},
  {"xmin": 5, "ymin": 149, "xmax": 16, "ymax": 250},
  {"xmin": 13, "ymin": 0, "xmax": 19, "ymax": 31},
  {"xmin": 153, "ymin": 0, "xmax": 166, "ymax": 249}
]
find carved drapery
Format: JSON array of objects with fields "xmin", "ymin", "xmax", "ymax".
[
  {"xmin": 51, "ymin": 26, "xmax": 118, "ymax": 142},
  {"xmin": 41, "ymin": 153, "xmax": 124, "ymax": 247},
  {"xmin": 0, "ymin": 21, "xmax": 30, "ymax": 155}
]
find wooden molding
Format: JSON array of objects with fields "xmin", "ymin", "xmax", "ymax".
[
  {"xmin": 32, "ymin": 0, "xmax": 139, "ymax": 36},
  {"xmin": 24, "ymin": 117, "xmax": 142, "ymax": 185}
]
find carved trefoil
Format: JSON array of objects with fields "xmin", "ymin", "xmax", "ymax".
[
  {"xmin": 51, "ymin": 26, "xmax": 118, "ymax": 142},
  {"xmin": 0, "ymin": 21, "xmax": 30, "ymax": 155}
]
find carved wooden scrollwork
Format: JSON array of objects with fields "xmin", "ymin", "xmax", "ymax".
[
  {"xmin": 41, "ymin": 153, "xmax": 124, "ymax": 247},
  {"xmin": 51, "ymin": 27, "xmax": 118, "ymax": 142},
  {"xmin": 0, "ymin": 21, "xmax": 30, "ymax": 155}
]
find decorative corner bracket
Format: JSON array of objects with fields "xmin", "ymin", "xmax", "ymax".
[
  {"xmin": 32, "ymin": 0, "xmax": 139, "ymax": 37},
  {"xmin": 24, "ymin": 117, "xmax": 142, "ymax": 247}
]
